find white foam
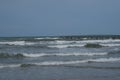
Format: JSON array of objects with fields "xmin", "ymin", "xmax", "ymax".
[
  {"xmin": 35, "ymin": 37, "xmax": 59, "ymax": 40},
  {"xmin": 48, "ymin": 44, "xmax": 84, "ymax": 48},
  {"xmin": 23, "ymin": 52, "xmax": 108, "ymax": 57},
  {"xmin": 51, "ymin": 39, "xmax": 120, "ymax": 48},
  {"xmin": 76, "ymin": 39, "xmax": 120, "ymax": 44},
  {"xmin": 0, "ymin": 41, "xmax": 35, "ymax": 46},
  {"xmin": 101, "ymin": 43, "xmax": 120, "ymax": 47},
  {"xmin": 34, "ymin": 61, "xmax": 86, "ymax": 66},
  {"xmin": 0, "ymin": 64, "xmax": 20, "ymax": 69},
  {"xmin": 52, "ymin": 52, "xmax": 107, "ymax": 56},
  {"xmin": 33, "ymin": 57, "xmax": 120, "ymax": 66},
  {"xmin": 88, "ymin": 57, "xmax": 120, "ymax": 62},
  {"xmin": 23, "ymin": 53, "xmax": 48, "ymax": 57},
  {"xmin": 0, "ymin": 41, "xmax": 25, "ymax": 45},
  {"xmin": 55, "ymin": 41, "xmax": 75, "ymax": 44},
  {"xmin": 35, "ymin": 38, "xmax": 46, "ymax": 40},
  {"xmin": 48, "ymin": 45, "xmax": 68, "ymax": 48},
  {"xmin": 0, "ymin": 65, "xmax": 5, "ymax": 69}
]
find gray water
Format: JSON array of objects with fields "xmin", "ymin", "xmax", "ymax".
[{"xmin": 0, "ymin": 36, "xmax": 120, "ymax": 80}]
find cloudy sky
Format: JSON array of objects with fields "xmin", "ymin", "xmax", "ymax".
[{"xmin": 0, "ymin": 0, "xmax": 120, "ymax": 36}]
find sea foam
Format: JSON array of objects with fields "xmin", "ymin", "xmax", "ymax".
[
  {"xmin": 22, "ymin": 52, "xmax": 108, "ymax": 57},
  {"xmin": 0, "ymin": 41, "xmax": 35, "ymax": 46},
  {"xmin": 34, "ymin": 57, "xmax": 120, "ymax": 66}
]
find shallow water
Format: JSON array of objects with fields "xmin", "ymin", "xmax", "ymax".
[{"xmin": 0, "ymin": 36, "xmax": 120, "ymax": 80}]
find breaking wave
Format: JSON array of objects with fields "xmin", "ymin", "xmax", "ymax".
[
  {"xmin": 54, "ymin": 39, "xmax": 120, "ymax": 44},
  {"xmin": 1, "ymin": 49, "xmax": 120, "ymax": 58},
  {"xmin": 35, "ymin": 37, "xmax": 59, "ymax": 40},
  {"xmin": 23, "ymin": 52, "xmax": 107, "ymax": 57},
  {"xmin": 0, "ymin": 39, "xmax": 120, "ymax": 48},
  {"xmin": 79, "ymin": 39, "xmax": 120, "ymax": 43},
  {"xmin": 101, "ymin": 43, "xmax": 120, "ymax": 47},
  {"xmin": 0, "ymin": 57, "xmax": 120, "ymax": 69},
  {"xmin": 0, "ymin": 41, "xmax": 35, "ymax": 46},
  {"xmin": 0, "ymin": 52, "xmax": 107, "ymax": 58},
  {"xmin": 34, "ymin": 57, "xmax": 120, "ymax": 66},
  {"xmin": 0, "ymin": 64, "xmax": 20, "ymax": 69},
  {"xmin": 48, "ymin": 44, "xmax": 84, "ymax": 48}
]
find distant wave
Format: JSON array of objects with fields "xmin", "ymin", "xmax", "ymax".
[
  {"xmin": 48, "ymin": 43, "xmax": 120, "ymax": 49},
  {"xmin": 0, "ymin": 57, "xmax": 120, "ymax": 69},
  {"xmin": 51, "ymin": 39, "xmax": 120, "ymax": 45},
  {"xmin": 79, "ymin": 39, "xmax": 120, "ymax": 43},
  {"xmin": 0, "ymin": 39, "xmax": 120, "ymax": 47},
  {"xmin": 35, "ymin": 37, "xmax": 59, "ymax": 40}
]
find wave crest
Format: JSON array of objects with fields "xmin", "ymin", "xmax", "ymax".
[
  {"xmin": 0, "ymin": 57, "xmax": 120, "ymax": 69},
  {"xmin": 0, "ymin": 52, "xmax": 108, "ymax": 58}
]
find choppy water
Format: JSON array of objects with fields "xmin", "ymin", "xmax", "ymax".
[{"xmin": 0, "ymin": 36, "xmax": 120, "ymax": 80}]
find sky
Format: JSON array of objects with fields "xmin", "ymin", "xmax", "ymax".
[{"xmin": 0, "ymin": 0, "xmax": 120, "ymax": 36}]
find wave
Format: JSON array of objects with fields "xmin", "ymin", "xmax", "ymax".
[
  {"xmin": 108, "ymin": 50, "xmax": 120, "ymax": 55},
  {"xmin": 0, "ymin": 39, "xmax": 120, "ymax": 47},
  {"xmin": 101, "ymin": 43, "xmax": 120, "ymax": 47},
  {"xmin": 1, "ymin": 51, "xmax": 120, "ymax": 59},
  {"xmin": 0, "ymin": 52, "xmax": 107, "ymax": 58},
  {"xmin": 49, "ymin": 40, "xmax": 120, "ymax": 48},
  {"xmin": 23, "ymin": 52, "xmax": 108, "ymax": 57},
  {"xmin": 79, "ymin": 39, "xmax": 120, "ymax": 43},
  {"xmin": 26, "ymin": 52, "xmax": 107, "ymax": 57},
  {"xmin": 0, "ymin": 64, "xmax": 20, "ymax": 69},
  {"xmin": 0, "ymin": 41, "xmax": 25, "ymax": 46},
  {"xmin": 0, "ymin": 53, "xmax": 24, "ymax": 58},
  {"xmin": 35, "ymin": 37, "xmax": 59, "ymax": 40},
  {"xmin": 87, "ymin": 57, "xmax": 120, "ymax": 62},
  {"xmin": 48, "ymin": 44, "xmax": 84, "ymax": 48},
  {"xmin": 53, "ymin": 39, "xmax": 120, "ymax": 45},
  {"xmin": 1, "ymin": 64, "xmax": 120, "ymax": 70},
  {"xmin": 54, "ymin": 41, "xmax": 76, "ymax": 45},
  {"xmin": 0, "ymin": 57, "xmax": 120, "ymax": 69},
  {"xmin": 0, "ymin": 41, "xmax": 35, "ymax": 46},
  {"xmin": 30, "ymin": 57, "xmax": 120, "ymax": 66},
  {"xmin": 63, "ymin": 65, "xmax": 120, "ymax": 69},
  {"xmin": 48, "ymin": 43, "xmax": 120, "ymax": 48}
]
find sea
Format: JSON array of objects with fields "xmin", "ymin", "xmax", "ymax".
[{"xmin": 0, "ymin": 35, "xmax": 120, "ymax": 80}]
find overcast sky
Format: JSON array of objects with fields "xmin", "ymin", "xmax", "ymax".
[{"xmin": 0, "ymin": 0, "xmax": 120, "ymax": 36}]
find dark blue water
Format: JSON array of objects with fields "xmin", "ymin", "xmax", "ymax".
[{"xmin": 0, "ymin": 36, "xmax": 120, "ymax": 80}]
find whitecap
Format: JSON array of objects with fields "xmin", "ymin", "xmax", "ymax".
[
  {"xmin": 35, "ymin": 37, "xmax": 59, "ymax": 40},
  {"xmin": 48, "ymin": 44, "xmax": 84, "ymax": 48},
  {"xmin": 77, "ymin": 39, "xmax": 120, "ymax": 44},
  {"xmin": 101, "ymin": 43, "xmax": 120, "ymax": 47},
  {"xmin": 0, "ymin": 41, "xmax": 25, "ymax": 46},
  {"xmin": 0, "ymin": 57, "xmax": 120, "ymax": 69},
  {"xmin": 22, "ymin": 52, "xmax": 108, "ymax": 58},
  {"xmin": 0, "ymin": 41, "xmax": 35, "ymax": 46},
  {"xmin": 0, "ymin": 64, "xmax": 20, "ymax": 69},
  {"xmin": 88, "ymin": 57, "xmax": 120, "ymax": 62},
  {"xmin": 30, "ymin": 57, "xmax": 120, "ymax": 66}
]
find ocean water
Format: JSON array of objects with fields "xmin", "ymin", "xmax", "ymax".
[{"xmin": 0, "ymin": 36, "xmax": 120, "ymax": 80}]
